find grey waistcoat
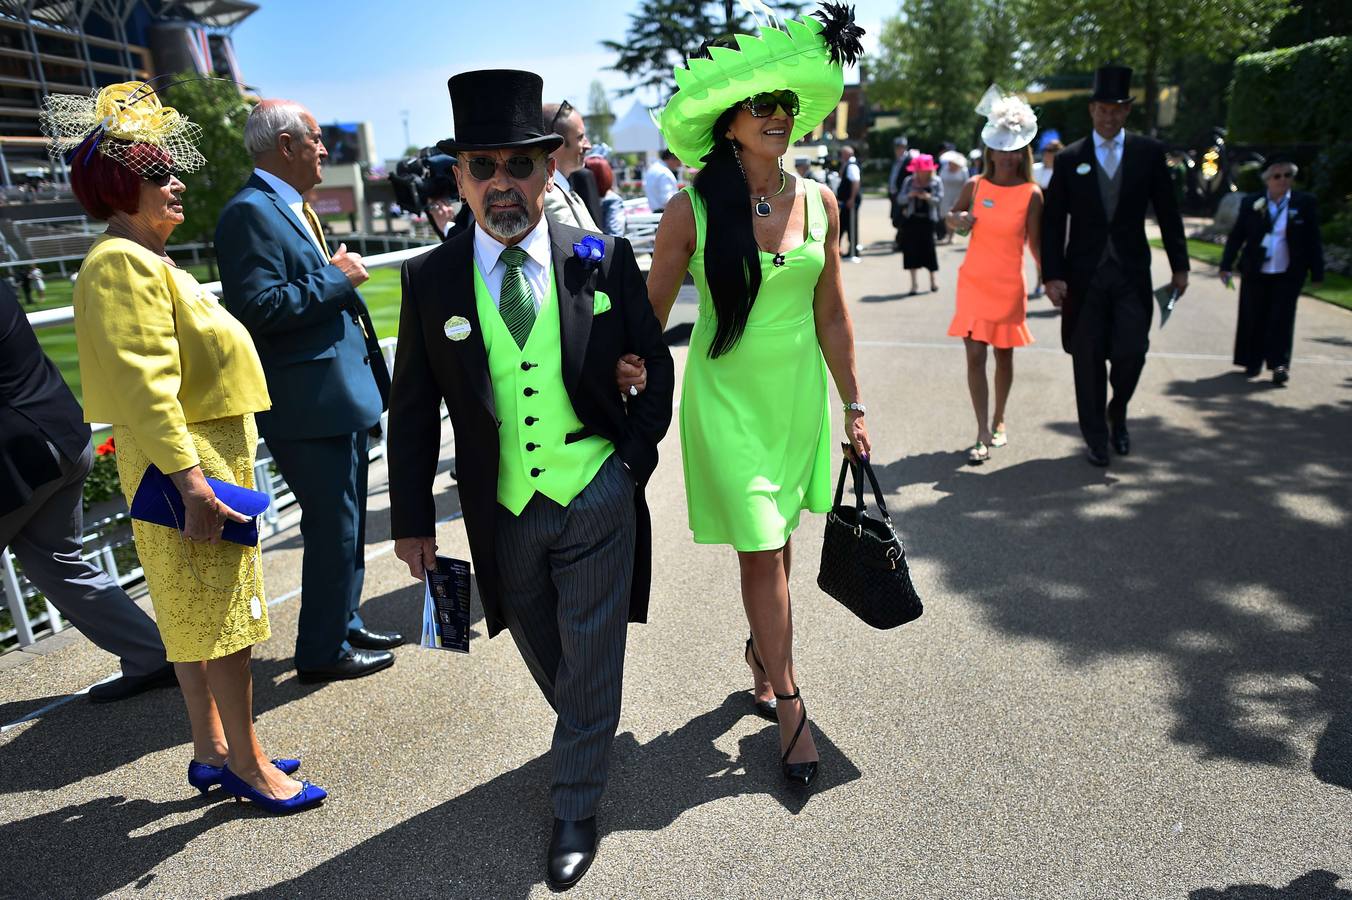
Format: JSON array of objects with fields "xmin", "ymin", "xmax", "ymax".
[{"xmin": 1097, "ymin": 151, "xmax": 1124, "ymax": 262}]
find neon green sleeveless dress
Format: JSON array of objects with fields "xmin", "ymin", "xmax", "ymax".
[{"xmin": 680, "ymin": 182, "xmax": 833, "ymax": 551}]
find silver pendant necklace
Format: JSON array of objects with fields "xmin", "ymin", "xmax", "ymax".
[{"xmin": 735, "ymin": 144, "xmax": 787, "ymax": 217}]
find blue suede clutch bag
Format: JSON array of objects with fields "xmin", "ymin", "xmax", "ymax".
[{"xmin": 129, "ymin": 464, "xmax": 270, "ymax": 546}]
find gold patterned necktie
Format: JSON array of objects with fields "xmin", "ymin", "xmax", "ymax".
[
  {"xmin": 301, "ymin": 202, "xmax": 331, "ymax": 258},
  {"xmin": 498, "ymin": 246, "xmax": 537, "ymax": 349}
]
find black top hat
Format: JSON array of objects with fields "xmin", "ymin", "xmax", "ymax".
[
  {"xmin": 1091, "ymin": 65, "xmax": 1134, "ymax": 104},
  {"xmin": 436, "ymin": 69, "xmax": 564, "ymax": 155}
]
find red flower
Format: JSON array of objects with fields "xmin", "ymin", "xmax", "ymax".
[{"xmin": 95, "ymin": 437, "xmax": 116, "ymax": 457}]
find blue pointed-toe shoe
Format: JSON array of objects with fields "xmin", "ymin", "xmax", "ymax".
[
  {"xmin": 188, "ymin": 758, "xmax": 302, "ymax": 795},
  {"xmin": 217, "ymin": 765, "xmax": 326, "ymax": 814}
]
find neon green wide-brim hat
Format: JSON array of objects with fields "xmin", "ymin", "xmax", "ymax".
[{"xmin": 657, "ymin": 2, "xmax": 864, "ymax": 169}]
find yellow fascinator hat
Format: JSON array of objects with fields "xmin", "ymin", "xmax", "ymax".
[{"xmin": 40, "ymin": 81, "xmax": 206, "ymax": 177}]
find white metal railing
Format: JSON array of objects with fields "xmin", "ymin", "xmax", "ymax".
[{"xmin": 3, "ymin": 245, "xmax": 439, "ymax": 651}]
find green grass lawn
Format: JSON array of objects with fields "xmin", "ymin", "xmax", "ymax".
[
  {"xmin": 1151, "ymin": 238, "xmax": 1352, "ymax": 311},
  {"xmin": 35, "ymin": 266, "xmax": 404, "ymax": 406}
]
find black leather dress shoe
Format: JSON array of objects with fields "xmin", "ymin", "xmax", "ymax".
[
  {"xmin": 1273, "ymin": 366, "xmax": 1290, "ymax": 386},
  {"xmin": 547, "ymin": 816, "xmax": 597, "ymax": 891},
  {"xmin": 1085, "ymin": 444, "xmax": 1110, "ymax": 467},
  {"xmin": 88, "ymin": 664, "xmax": 177, "ymax": 704},
  {"xmin": 347, "ymin": 626, "xmax": 404, "ymax": 650},
  {"xmin": 296, "ymin": 648, "xmax": 394, "ymax": 684},
  {"xmin": 1109, "ymin": 424, "xmax": 1130, "ymax": 456}
]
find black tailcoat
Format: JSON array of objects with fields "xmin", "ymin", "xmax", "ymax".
[
  {"xmin": 1040, "ymin": 132, "xmax": 1189, "ymax": 351},
  {"xmin": 387, "ymin": 220, "xmax": 674, "ymax": 638}
]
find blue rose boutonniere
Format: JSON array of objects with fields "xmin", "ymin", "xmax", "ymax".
[{"xmin": 572, "ymin": 235, "xmax": 605, "ymax": 270}]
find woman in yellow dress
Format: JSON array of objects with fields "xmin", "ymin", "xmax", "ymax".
[{"xmin": 43, "ymin": 83, "xmax": 324, "ymax": 812}]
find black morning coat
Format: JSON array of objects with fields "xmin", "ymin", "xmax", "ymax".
[
  {"xmin": 1040, "ymin": 132, "xmax": 1190, "ymax": 352},
  {"xmin": 387, "ymin": 219, "xmax": 675, "ymax": 638},
  {"xmin": 1219, "ymin": 191, "xmax": 1324, "ymax": 283}
]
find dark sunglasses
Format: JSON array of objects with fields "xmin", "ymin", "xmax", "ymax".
[
  {"xmin": 1268, "ymin": 171, "xmax": 1294, "ymax": 179},
  {"xmin": 145, "ymin": 171, "xmax": 177, "ymax": 187},
  {"xmin": 548, "ymin": 99, "xmax": 574, "ymax": 133},
  {"xmin": 741, "ymin": 90, "xmax": 799, "ymax": 118},
  {"xmin": 465, "ymin": 155, "xmax": 540, "ymax": 181}
]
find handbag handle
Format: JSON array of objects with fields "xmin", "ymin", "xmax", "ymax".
[{"xmin": 833, "ymin": 445, "xmax": 894, "ymax": 525}]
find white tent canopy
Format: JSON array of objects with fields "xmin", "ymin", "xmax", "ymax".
[{"xmin": 609, "ymin": 101, "xmax": 663, "ymax": 159}]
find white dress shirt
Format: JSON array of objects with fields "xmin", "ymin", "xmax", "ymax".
[
  {"xmin": 643, "ymin": 161, "xmax": 678, "ymax": 212},
  {"xmin": 1260, "ymin": 190, "xmax": 1292, "ymax": 275},
  {"xmin": 473, "ymin": 216, "xmax": 551, "ymax": 312},
  {"xmin": 252, "ymin": 167, "xmax": 326, "ymax": 257},
  {"xmin": 1094, "ymin": 130, "xmax": 1126, "ymax": 178}
]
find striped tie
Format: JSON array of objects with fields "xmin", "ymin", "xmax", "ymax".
[{"xmin": 498, "ymin": 246, "xmax": 536, "ymax": 349}]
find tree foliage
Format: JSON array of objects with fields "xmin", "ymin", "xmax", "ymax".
[
  {"xmin": 1018, "ymin": 0, "xmax": 1292, "ymax": 132},
  {"xmin": 602, "ymin": 0, "xmax": 803, "ymax": 101},
  {"xmin": 162, "ymin": 76, "xmax": 254, "ymax": 248},
  {"xmin": 587, "ymin": 80, "xmax": 614, "ymax": 146}
]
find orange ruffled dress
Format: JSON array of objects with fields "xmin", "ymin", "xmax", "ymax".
[{"xmin": 947, "ymin": 178, "xmax": 1036, "ymax": 348}]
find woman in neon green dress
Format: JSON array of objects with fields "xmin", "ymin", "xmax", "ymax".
[{"xmin": 643, "ymin": 3, "xmax": 871, "ymax": 788}]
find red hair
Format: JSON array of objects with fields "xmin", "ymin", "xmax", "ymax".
[
  {"xmin": 584, "ymin": 156, "xmax": 614, "ymax": 195},
  {"xmin": 68, "ymin": 142, "xmax": 172, "ymax": 220}
]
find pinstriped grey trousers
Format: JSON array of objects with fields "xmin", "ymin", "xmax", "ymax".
[{"xmin": 494, "ymin": 453, "xmax": 635, "ymax": 821}]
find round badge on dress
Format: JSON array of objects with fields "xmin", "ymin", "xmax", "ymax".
[
  {"xmin": 982, "ymin": 198, "xmax": 995, "ymax": 208},
  {"xmin": 444, "ymin": 316, "xmax": 472, "ymax": 341},
  {"xmin": 250, "ymin": 596, "xmax": 262, "ymax": 619},
  {"xmin": 1076, "ymin": 162, "xmax": 1092, "ymax": 175}
]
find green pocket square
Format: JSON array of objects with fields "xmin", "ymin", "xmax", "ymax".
[{"xmin": 593, "ymin": 290, "xmax": 612, "ymax": 315}]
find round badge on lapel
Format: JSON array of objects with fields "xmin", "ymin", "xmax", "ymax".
[
  {"xmin": 444, "ymin": 316, "xmax": 472, "ymax": 341},
  {"xmin": 1076, "ymin": 162, "xmax": 1092, "ymax": 175}
]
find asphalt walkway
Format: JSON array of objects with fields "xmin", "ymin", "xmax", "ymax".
[{"xmin": 2, "ymin": 199, "xmax": 1350, "ymax": 899}]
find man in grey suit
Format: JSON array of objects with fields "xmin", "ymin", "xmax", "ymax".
[
  {"xmin": 541, "ymin": 100, "xmax": 599, "ymax": 231},
  {"xmin": 0, "ymin": 280, "xmax": 172, "ymax": 702}
]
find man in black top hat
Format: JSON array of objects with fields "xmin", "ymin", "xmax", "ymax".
[
  {"xmin": 1041, "ymin": 65, "xmax": 1189, "ymax": 466},
  {"xmin": 387, "ymin": 69, "xmax": 673, "ymax": 891}
]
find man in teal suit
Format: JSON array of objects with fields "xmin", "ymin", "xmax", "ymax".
[{"xmin": 216, "ymin": 99, "xmax": 401, "ymax": 682}]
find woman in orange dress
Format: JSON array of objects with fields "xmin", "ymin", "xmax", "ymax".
[{"xmin": 947, "ymin": 87, "xmax": 1042, "ymax": 463}]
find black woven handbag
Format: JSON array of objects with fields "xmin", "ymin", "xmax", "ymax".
[{"xmin": 817, "ymin": 454, "xmax": 923, "ymax": 629}]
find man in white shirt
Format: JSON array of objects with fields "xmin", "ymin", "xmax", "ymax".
[
  {"xmin": 643, "ymin": 149, "xmax": 681, "ymax": 212},
  {"xmin": 837, "ymin": 145, "xmax": 862, "ymax": 261},
  {"xmin": 542, "ymin": 101, "xmax": 599, "ymax": 231},
  {"xmin": 390, "ymin": 69, "xmax": 673, "ymax": 892},
  {"xmin": 216, "ymin": 99, "xmax": 401, "ymax": 682}
]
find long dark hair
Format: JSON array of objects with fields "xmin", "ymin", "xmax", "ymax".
[{"xmin": 694, "ymin": 105, "xmax": 761, "ymax": 359}]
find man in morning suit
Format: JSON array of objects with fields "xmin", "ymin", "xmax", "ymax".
[
  {"xmin": 388, "ymin": 70, "xmax": 673, "ymax": 891},
  {"xmin": 1041, "ymin": 65, "xmax": 1189, "ymax": 466},
  {"xmin": 1219, "ymin": 156, "xmax": 1324, "ymax": 386},
  {"xmin": 216, "ymin": 99, "xmax": 402, "ymax": 682},
  {"xmin": 0, "ymin": 280, "xmax": 174, "ymax": 702}
]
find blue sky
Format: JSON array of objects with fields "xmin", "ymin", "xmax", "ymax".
[{"xmin": 230, "ymin": 0, "xmax": 898, "ymax": 162}]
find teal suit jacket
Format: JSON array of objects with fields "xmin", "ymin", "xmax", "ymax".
[{"xmin": 215, "ymin": 174, "xmax": 385, "ymax": 441}]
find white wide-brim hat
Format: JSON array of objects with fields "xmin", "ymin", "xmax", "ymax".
[{"xmin": 976, "ymin": 84, "xmax": 1037, "ymax": 152}]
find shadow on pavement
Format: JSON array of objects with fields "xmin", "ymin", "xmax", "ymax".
[
  {"xmin": 1189, "ymin": 869, "xmax": 1352, "ymax": 899},
  {"xmin": 230, "ymin": 692, "xmax": 860, "ymax": 899},
  {"xmin": 871, "ymin": 378, "xmax": 1352, "ymax": 785},
  {"xmin": 0, "ymin": 793, "xmax": 241, "ymax": 899}
]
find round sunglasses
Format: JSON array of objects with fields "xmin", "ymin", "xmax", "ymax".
[
  {"xmin": 741, "ymin": 90, "xmax": 800, "ymax": 118},
  {"xmin": 466, "ymin": 155, "xmax": 542, "ymax": 181}
]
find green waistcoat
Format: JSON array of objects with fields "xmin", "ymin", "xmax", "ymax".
[{"xmin": 474, "ymin": 261, "xmax": 613, "ymax": 516}]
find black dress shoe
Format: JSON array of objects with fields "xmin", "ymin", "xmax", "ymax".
[
  {"xmin": 1085, "ymin": 444, "xmax": 1110, "ymax": 467},
  {"xmin": 347, "ymin": 626, "xmax": 404, "ymax": 650},
  {"xmin": 296, "ymin": 648, "xmax": 394, "ymax": 684},
  {"xmin": 1243, "ymin": 365, "xmax": 1262, "ymax": 378},
  {"xmin": 88, "ymin": 664, "xmax": 177, "ymax": 704},
  {"xmin": 1109, "ymin": 424, "xmax": 1130, "ymax": 456},
  {"xmin": 1273, "ymin": 366, "xmax": 1290, "ymax": 386},
  {"xmin": 547, "ymin": 816, "xmax": 597, "ymax": 891}
]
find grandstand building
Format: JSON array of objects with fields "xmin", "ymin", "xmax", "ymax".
[{"xmin": 0, "ymin": 1, "xmax": 257, "ymax": 189}]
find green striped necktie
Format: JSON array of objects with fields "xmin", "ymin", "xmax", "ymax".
[{"xmin": 498, "ymin": 246, "xmax": 537, "ymax": 349}]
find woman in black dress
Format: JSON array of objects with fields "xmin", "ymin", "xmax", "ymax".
[{"xmin": 894, "ymin": 153, "xmax": 941, "ymax": 294}]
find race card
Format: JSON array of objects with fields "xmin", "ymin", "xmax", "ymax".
[{"xmin": 421, "ymin": 555, "xmax": 471, "ymax": 653}]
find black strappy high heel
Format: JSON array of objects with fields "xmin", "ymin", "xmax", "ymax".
[
  {"xmin": 744, "ymin": 635, "xmax": 778, "ymax": 721},
  {"xmin": 774, "ymin": 687, "xmax": 819, "ymax": 787}
]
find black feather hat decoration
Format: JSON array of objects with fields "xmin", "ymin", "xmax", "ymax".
[{"xmin": 812, "ymin": 2, "xmax": 866, "ymax": 67}]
